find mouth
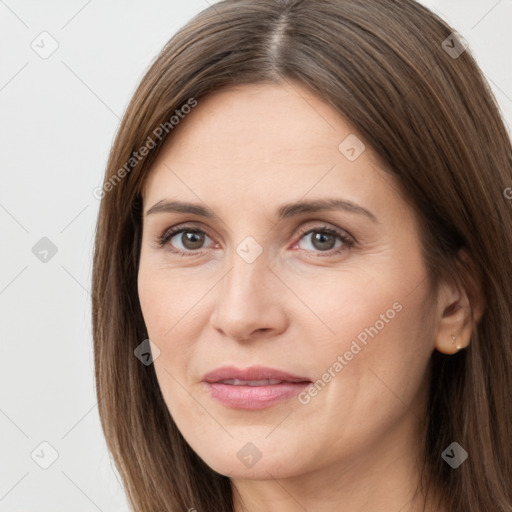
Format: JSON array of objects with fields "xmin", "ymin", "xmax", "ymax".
[
  {"xmin": 202, "ymin": 366, "xmax": 312, "ymax": 410},
  {"xmin": 216, "ymin": 378, "xmax": 290, "ymax": 386}
]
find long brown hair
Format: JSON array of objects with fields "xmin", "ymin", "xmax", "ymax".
[{"xmin": 92, "ymin": 1, "xmax": 512, "ymax": 510}]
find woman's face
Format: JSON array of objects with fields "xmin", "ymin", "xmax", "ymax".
[{"xmin": 137, "ymin": 82, "xmax": 437, "ymax": 481}]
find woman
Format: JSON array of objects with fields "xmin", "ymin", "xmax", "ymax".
[{"xmin": 92, "ymin": 0, "xmax": 512, "ymax": 510}]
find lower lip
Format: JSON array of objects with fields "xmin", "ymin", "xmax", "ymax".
[{"xmin": 205, "ymin": 382, "xmax": 310, "ymax": 410}]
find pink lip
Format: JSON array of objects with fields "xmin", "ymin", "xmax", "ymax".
[{"xmin": 202, "ymin": 365, "xmax": 311, "ymax": 410}]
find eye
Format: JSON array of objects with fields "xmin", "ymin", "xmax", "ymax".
[
  {"xmin": 157, "ymin": 225, "xmax": 214, "ymax": 256},
  {"xmin": 293, "ymin": 225, "xmax": 354, "ymax": 256}
]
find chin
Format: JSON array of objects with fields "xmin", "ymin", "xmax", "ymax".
[
  {"xmin": 206, "ymin": 457, "xmax": 294, "ymax": 480},
  {"xmin": 191, "ymin": 440, "xmax": 309, "ymax": 480}
]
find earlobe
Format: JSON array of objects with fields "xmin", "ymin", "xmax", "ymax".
[
  {"xmin": 435, "ymin": 330, "xmax": 470, "ymax": 355},
  {"xmin": 437, "ymin": 333, "xmax": 464, "ymax": 355}
]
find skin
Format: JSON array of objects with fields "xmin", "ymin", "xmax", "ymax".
[{"xmin": 137, "ymin": 82, "xmax": 475, "ymax": 511}]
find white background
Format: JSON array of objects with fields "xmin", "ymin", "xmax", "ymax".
[{"xmin": 1, "ymin": 0, "xmax": 511, "ymax": 510}]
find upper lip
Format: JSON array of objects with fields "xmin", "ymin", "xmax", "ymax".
[{"xmin": 202, "ymin": 365, "xmax": 311, "ymax": 383}]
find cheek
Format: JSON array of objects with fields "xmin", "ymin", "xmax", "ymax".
[
  {"xmin": 137, "ymin": 260, "xmax": 211, "ymax": 341},
  {"xmin": 291, "ymin": 256, "xmax": 433, "ymax": 414},
  {"xmin": 284, "ymin": 263, "xmax": 414, "ymax": 356},
  {"xmin": 137, "ymin": 263, "xmax": 215, "ymax": 415},
  {"xmin": 298, "ymin": 268, "xmax": 434, "ymax": 427},
  {"xmin": 137, "ymin": 268, "xmax": 202, "ymax": 422}
]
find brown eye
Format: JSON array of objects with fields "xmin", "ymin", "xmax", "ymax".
[
  {"xmin": 178, "ymin": 231, "xmax": 207, "ymax": 250},
  {"xmin": 159, "ymin": 228, "xmax": 214, "ymax": 254},
  {"xmin": 308, "ymin": 231, "xmax": 337, "ymax": 251},
  {"xmin": 296, "ymin": 226, "xmax": 353, "ymax": 254}
]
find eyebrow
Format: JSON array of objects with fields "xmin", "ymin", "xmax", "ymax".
[{"xmin": 145, "ymin": 198, "xmax": 378, "ymax": 223}]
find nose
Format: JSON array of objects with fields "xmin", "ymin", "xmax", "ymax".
[{"xmin": 209, "ymin": 249, "xmax": 289, "ymax": 342}]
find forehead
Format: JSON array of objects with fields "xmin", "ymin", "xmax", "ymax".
[
  {"xmin": 142, "ymin": 82, "xmax": 407, "ymax": 226},
  {"xmin": 154, "ymin": 82, "xmax": 360, "ymax": 169}
]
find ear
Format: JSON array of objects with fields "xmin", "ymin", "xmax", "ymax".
[{"xmin": 434, "ymin": 250, "xmax": 485, "ymax": 355}]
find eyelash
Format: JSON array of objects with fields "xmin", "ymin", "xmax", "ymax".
[{"xmin": 156, "ymin": 223, "xmax": 355, "ymax": 257}]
